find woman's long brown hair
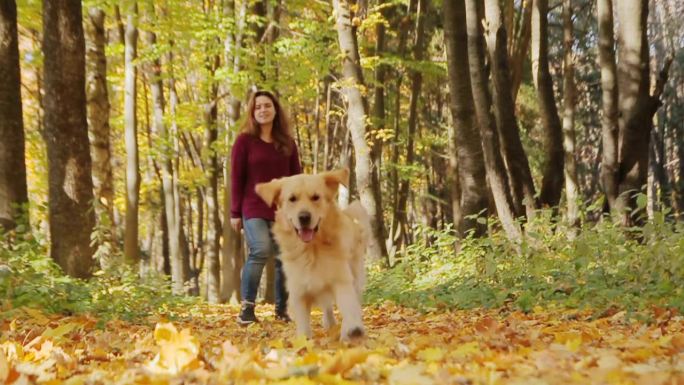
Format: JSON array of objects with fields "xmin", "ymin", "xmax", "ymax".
[{"xmin": 241, "ymin": 90, "xmax": 294, "ymax": 156}]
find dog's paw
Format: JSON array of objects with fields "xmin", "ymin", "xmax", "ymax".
[
  {"xmin": 348, "ymin": 327, "xmax": 364, "ymax": 338},
  {"xmin": 340, "ymin": 326, "xmax": 365, "ymax": 342},
  {"xmin": 294, "ymin": 323, "xmax": 313, "ymax": 339}
]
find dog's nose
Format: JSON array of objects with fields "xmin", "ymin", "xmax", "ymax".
[{"xmin": 298, "ymin": 211, "xmax": 311, "ymax": 227}]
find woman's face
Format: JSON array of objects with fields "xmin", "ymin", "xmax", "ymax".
[{"xmin": 254, "ymin": 95, "xmax": 276, "ymax": 126}]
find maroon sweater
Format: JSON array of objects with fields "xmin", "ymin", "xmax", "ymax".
[{"xmin": 231, "ymin": 133, "xmax": 301, "ymax": 220}]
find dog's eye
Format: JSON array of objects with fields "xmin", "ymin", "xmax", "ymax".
[
  {"xmin": 289, "ymin": 195, "xmax": 297, "ymax": 202},
  {"xmin": 311, "ymin": 194, "xmax": 320, "ymax": 202}
]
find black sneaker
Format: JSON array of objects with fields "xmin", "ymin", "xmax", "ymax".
[
  {"xmin": 238, "ymin": 303, "xmax": 258, "ymax": 325},
  {"xmin": 275, "ymin": 309, "xmax": 291, "ymax": 323}
]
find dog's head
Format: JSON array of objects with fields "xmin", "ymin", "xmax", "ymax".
[{"xmin": 255, "ymin": 168, "xmax": 349, "ymax": 243}]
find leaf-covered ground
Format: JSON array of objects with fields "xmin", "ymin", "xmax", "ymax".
[{"xmin": 2, "ymin": 302, "xmax": 684, "ymax": 385}]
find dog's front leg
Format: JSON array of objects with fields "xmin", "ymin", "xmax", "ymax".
[
  {"xmin": 317, "ymin": 293, "xmax": 337, "ymax": 330},
  {"xmin": 290, "ymin": 295, "xmax": 312, "ymax": 338},
  {"xmin": 322, "ymin": 306, "xmax": 336, "ymax": 330},
  {"xmin": 334, "ymin": 283, "xmax": 364, "ymax": 341}
]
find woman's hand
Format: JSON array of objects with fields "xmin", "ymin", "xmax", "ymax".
[{"xmin": 230, "ymin": 218, "xmax": 242, "ymax": 233}]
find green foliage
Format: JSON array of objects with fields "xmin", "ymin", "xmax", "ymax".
[
  {"xmin": 16, "ymin": 0, "xmax": 42, "ymax": 32},
  {"xmin": 366, "ymin": 212, "xmax": 684, "ymax": 315},
  {"xmin": 516, "ymin": 83, "xmax": 544, "ymax": 184},
  {"xmin": 0, "ymin": 231, "xmax": 194, "ymax": 322}
]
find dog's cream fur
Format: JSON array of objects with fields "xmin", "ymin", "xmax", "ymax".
[{"xmin": 255, "ymin": 168, "xmax": 370, "ymax": 340}]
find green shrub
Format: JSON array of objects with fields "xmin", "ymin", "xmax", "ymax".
[
  {"xmin": 366, "ymin": 212, "xmax": 684, "ymax": 315},
  {"xmin": 0, "ymin": 230, "xmax": 194, "ymax": 322}
]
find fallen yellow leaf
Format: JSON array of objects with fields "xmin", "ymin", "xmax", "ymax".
[
  {"xmin": 146, "ymin": 322, "xmax": 200, "ymax": 375},
  {"xmin": 0, "ymin": 353, "xmax": 9, "ymax": 383},
  {"xmin": 416, "ymin": 347, "xmax": 444, "ymax": 362},
  {"xmin": 298, "ymin": 351, "xmax": 320, "ymax": 366},
  {"xmin": 322, "ymin": 348, "xmax": 368, "ymax": 374},
  {"xmin": 291, "ymin": 335, "xmax": 312, "ymax": 352},
  {"xmin": 269, "ymin": 338, "xmax": 285, "ymax": 349},
  {"xmin": 449, "ymin": 342, "xmax": 480, "ymax": 359},
  {"xmin": 315, "ymin": 373, "xmax": 359, "ymax": 385},
  {"xmin": 42, "ymin": 322, "xmax": 80, "ymax": 340},
  {"xmin": 388, "ymin": 363, "xmax": 433, "ymax": 385}
]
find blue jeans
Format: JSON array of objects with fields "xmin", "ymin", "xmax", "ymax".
[{"xmin": 240, "ymin": 218, "xmax": 288, "ymax": 312}]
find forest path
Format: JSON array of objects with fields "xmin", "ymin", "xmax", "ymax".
[{"xmin": 1, "ymin": 302, "xmax": 683, "ymax": 384}]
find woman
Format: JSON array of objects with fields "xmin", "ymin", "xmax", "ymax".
[{"xmin": 231, "ymin": 90, "xmax": 301, "ymax": 325}]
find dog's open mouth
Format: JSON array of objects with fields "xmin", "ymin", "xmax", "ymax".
[
  {"xmin": 296, "ymin": 223, "xmax": 319, "ymax": 243},
  {"xmin": 297, "ymin": 226, "xmax": 318, "ymax": 242}
]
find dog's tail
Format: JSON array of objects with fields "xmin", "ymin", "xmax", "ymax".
[{"xmin": 344, "ymin": 200, "xmax": 372, "ymax": 240}]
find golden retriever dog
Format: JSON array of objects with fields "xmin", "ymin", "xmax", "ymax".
[{"xmin": 255, "ymin": 168, "xmax": 370, "ymax": 341}]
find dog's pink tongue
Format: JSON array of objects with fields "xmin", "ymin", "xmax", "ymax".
[{"xmin": 299, "ymin": 228, "xmax": 315, "ymax": 242}]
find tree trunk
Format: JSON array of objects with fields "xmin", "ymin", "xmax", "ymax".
[
  {"xmin": 443, "ymin": 0, "xmax": 488, "ymax": 238},
  {"xmin": 190, "ymin": 189, "xmax": 204, "ymax": 296},
  {"xmin": 446, "ymin": 125, "xmax": 461, "ymax": 237},
  {"xmin": 371, "ymin": 0, "xmax": 389, "ymax": 266},
  {"xmin": 146, "ymin": 27, "xmax": 185, "ymax": 293},
  {"xmin": 313, "ymin": 84, "xmax": 322, "ymax": 173},
  {"xmin": 674, "ymin": 111, "xmax": 684, "ymax": 220},
  {"xmin": 85, "ymin": 7, "xmax": 113, "ymax": 219},
  {"xmin": 141, "ymin": 77, "xmax": 160, "ymax": 275},
  {"xmin": 204, "ymin": 78, "xmax": 221, "ymax": 304},
  {"xmin": 220, "ymin": 0, "xmax": 246, "ymax": 303},
  {"xmin": 397, "ymin": 0, "xmax": 430, "ymax": 241},
  {"xmin": 43, "ymin": 0, "xmax": 95, "ymax": 278},
  {"xmin": 562, "ymin": 0, "xmax": 579, "ymax": 227},
  {"xmin": 484, "ymin": 0, "xmax": 537, "ymax": 218},
  {"xmin": 510, "ymin": 0, "xmax": 533, "ymax": 103},
  {"xmin": 614, "ymin": 0, "xmax": 651, "ymax": 225},
  {"xmin": 649, "ymin": 7, "xmax": 671, "ymax": 217},
  {"xmin": 159, "ymin": 189, "xmax": 169, "ymax": 273},
  {"xmin": 164, "ymin": 40, "xmax": 191, "ymax": 287},
  {"xmin": 221, "ymin": 143, "xmax": 243, "ymax": 303},
  {"xmin": 261, "ymin": 0, "xmax": 281, "ymax": 304},
  {"xmin": 179, "ymin": 193, "xmax": 191, "ymax": 282},
  {"xmin": 250, "ymin": 0, "xmax": 267, "ymax": 80},
  {"xmin": 532, "ymin": 0, "xmax": 564, "ymax": 208},
  {"xmin": 388, "ymin": 0, "xmax": 414, "ymax": 258},
  {"xmin": 332, "ymin": 0, "xmax": 386, "ymax": 261},
  {"xmin": 597, "ymin": 0, "xmax": 620, "ymax": 213},
  {"xmin": 323, "ymin": 80, "xmax": 334, "ymax": 170},
  {"xmin": 0, "ymin": 0, "xmax": 28, "ymax": 232},
  {"xmin": 647, "ymin": 129, "xmax": 662, "ymax": 218},
  {"xmin": 85, "ymin": 7, "xmax": 116, "ymax": 263},
  {"xmin": 123, "ymin": 2, "xmax": 140, "ymax": 265},
  {"xmin": 113, "ymin": 5, "xmax": 125, "ymax": 46},
  {"xmin": 464, "ymin": 0, "xmax": 521, "ymax": 241}
]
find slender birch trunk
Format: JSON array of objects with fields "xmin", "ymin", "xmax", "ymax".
[
  {"xmin": 85, "ymin": 8, "xmax": 115, "ymax": 248},
  {"xmin": 562, "ymin": 0, "xmax": 579, "ymax": 227},
  {"xmin": 464, "ymin": 0, "xmax": 522, "ymax": 241},
  {"xmin": 484, "ymin": 0, "xmax": 537, "ymax": 219},
  {"xmin": 123, "ymin": 2, "xmax": 140, "ymax": 265},
  {"xmin": 332, "ymin": 0, "xmax": 387, "ymax": 261}
]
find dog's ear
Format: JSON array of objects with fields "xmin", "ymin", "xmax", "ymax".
[
  {"xmin": 322, "ymin": 168, "xmax": 350, "ymax": 191},
  {"xmin": 255, "ymin": 179, "xmax": 282, "ymax": 207}
]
